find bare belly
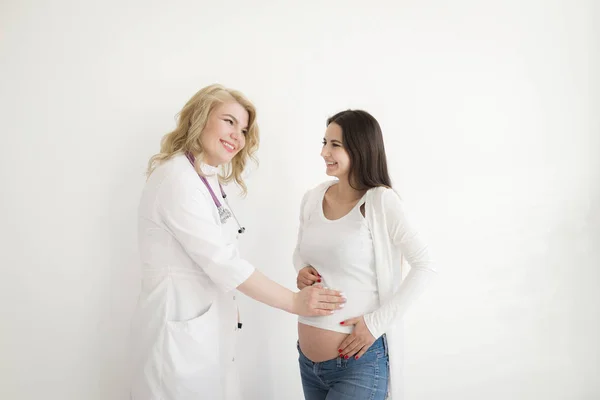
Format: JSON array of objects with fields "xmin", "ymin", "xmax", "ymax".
[{"xmin": 298, "ymin": 322, "xmax": 349, "ymax": 362}]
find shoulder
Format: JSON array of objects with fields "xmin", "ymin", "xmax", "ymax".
[
  {"xmin": 367, "ymin": 185, "xmax": 401, "ymax": 203},
  {"xmin": 366, "ymin": 186, "xmax": 405, "ymax": 214},
  {"xmin": 157, "ymin": 153, "xmax": 192, "ymax": 176},
  {"xmin": 302, "ymin": 180, "xmax": 337, "ymax": 202},
  {"xmin": 152, "ymin": 154, "xmax": 207, "ymax": 203}
]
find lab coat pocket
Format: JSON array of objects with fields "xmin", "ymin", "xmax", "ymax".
[{"xmin": 163, "ymin": 303, "xmax": 221, "ymax": 396}]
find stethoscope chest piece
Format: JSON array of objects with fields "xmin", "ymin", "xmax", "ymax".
[{"xmin": 218, "ymin": 206, "xmax": 233, "ymax": 224}]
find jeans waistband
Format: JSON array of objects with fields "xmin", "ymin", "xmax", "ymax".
[{"xmin": 297, "ymin": 333, "xmax": 388, "ymax": 364}]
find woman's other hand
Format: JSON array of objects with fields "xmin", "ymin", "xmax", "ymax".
[{"xmin": 297, "ymin": 266, "xmax": 321, "ymax": 289}]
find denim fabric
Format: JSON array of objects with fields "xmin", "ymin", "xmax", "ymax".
[{"xmin": 297, "ymin": 336, "xmax": 389, "ymax": 400}]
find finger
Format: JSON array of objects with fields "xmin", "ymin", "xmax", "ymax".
[
  {"xmin": 316, "ymin": 288, "xmax": 345, "ymax": 299},
  {"xmin": 320, "ymin": 299, "xmax": 348, "ymax": 310},
  {"xmin": 319, "ymin": 294, "xmax": 347, "ymax": 305},
  {"xmin": 306, "ymin": 266, "xmax": 321, "ymax": 276},
  {"xmin": 341, "ymin": 335, "xmax": 365, "ymax": 357},
  {"xmin": 324, "ymin": 301, "xmax": 345, "ymax": 311},
  {"xmin": 301, "ymin": 277, "xmax": 316, "ymax": 286},
  {"xmin": 309, "ymin": 286, "xmax": 343, "ymax": 310},
  {"xmin": 339, "ymin": 317, "xmax": 360, "ymax": 326},
  {"xmin": 339, "ymin": 335, "xmax": 357, "ymax": 355},
  {"xmin": 314, "ymin": 302, "xmax": 338, "ymax": 311},
  {"xmin": 344, "ymin": 342, "xmax": 364, "ymax": 359},
  {"xmin": 298, "ymin": 270, "xmax": 320, "ymax": 285},
  {"xmin": 307, "ymin": 290, "xmax": 342, "ymax": 311},
  {"xmin": 311, "ymin": 309, "xmax": 335, "ymax": 316},
  {"xmin": 354, "ymin": 345, "xmax": 369, "ymax": 360},
  {"xmin": 304, "ymin": 274, "xmax": 321, "ymax": 284},
  {"xmin": 302, "ymin": 266, "xmax": 321, "ymax": 280}
]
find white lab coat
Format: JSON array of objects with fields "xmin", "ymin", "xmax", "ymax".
[{"xmin": 130, "ymin": 154, "xmax": 255, "ymax": 400}]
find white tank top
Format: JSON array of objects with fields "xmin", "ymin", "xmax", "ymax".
[{"xmin": 297, "ymin": 185, "xmax": 379, "ymax": 334}]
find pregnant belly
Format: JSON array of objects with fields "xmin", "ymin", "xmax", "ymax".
[
  {"xmin": 297, "ymin": 288, "xmax": 379, "ymax": 362},
  {"xmin": 298, "ymin": 323, "xmax": 349, "ymax": 362}
]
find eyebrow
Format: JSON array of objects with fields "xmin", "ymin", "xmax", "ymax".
[
  {"xmin": 223, "ymin": 113, "xmax": 248, "ymax": 130},
  {"xmin": 223, "ymin": 114, "xmax": 238, "ymax": 124},
  {"xmin": 325, "ymin": 138, "xmax": 343, "ymax": 144}
]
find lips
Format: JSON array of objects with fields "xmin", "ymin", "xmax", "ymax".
[{"xmin": 220, "ymin": 139, "xmax": 236, "ymax": 152}]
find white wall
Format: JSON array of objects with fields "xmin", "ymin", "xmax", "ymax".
[{"xmin": 1, "ymin": 0, "xmax": 598, "ymax": 399}]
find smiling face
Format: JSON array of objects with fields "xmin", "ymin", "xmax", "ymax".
[
  {"xmin": 200, "ymin": 101, "xmax": 249, "ymax": 166},
  {"xmin": 321, "ymin": 122, "xmax": 351, "ymax": 179}
]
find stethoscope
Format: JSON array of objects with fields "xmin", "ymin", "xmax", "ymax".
[{"xmin": 185, "ymin": 152, "xmax": 246, "ymax": 234}]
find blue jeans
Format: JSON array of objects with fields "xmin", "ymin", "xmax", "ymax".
[{"xmin": 297, "ymin": 335, "xmax": 389, "ymax": 400}]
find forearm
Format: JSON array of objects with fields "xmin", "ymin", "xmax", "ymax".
[
  {"xmin": 364, "ymin": 265, "xmax": 436, "ymax": 338},
  {"xmin": 237, "ymin": 269, "xmax": 295, "ymax": 314}
]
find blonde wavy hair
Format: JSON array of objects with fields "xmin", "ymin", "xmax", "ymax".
[{"xmin": 147, "ymin": 84, "xmax": 260, "ymax": 194}]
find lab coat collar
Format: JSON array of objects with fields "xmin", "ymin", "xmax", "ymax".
[{"xmin": 199, "ymin": 162, "xmax": 219, "ymax": 176}]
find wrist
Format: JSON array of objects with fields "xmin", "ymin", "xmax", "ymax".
[
  {"xmin": 286, "ymin": 290, "xmax": 298, "ymax": 314},
  {"xmin": 363, "ymin": 312, "xmax": 382, "ymax": 339}
]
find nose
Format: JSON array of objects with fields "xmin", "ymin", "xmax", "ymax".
[
  {"xmin": 321, "ymin": 146, "xmax": 330, "ymax": 158},
  {"xmin": 230, "ymin": 128, "xmax": 243, "ymax": 141}
]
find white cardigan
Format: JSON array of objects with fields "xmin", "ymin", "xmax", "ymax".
[{"xmin": 294, "ymin": 180, "xmax": 437, "ymax": 400}]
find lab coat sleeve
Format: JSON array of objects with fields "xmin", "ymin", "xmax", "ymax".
[
  {"xmin": 364, "ymin": 189, "xmax": 437, "ymax": 339},
  {"xmin": 292, "ymin": 190, "xmax": 310, "ymax": 272},
  {"xmin": 157, "ymin": 175, "xmax": 255, "ymax": 293}
]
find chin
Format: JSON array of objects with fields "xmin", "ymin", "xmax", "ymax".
[{"xmin": 219, "ymin": 153, "xmax": 236, "ymax": 165}]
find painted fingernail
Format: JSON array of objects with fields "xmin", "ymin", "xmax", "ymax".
[
  {"xmin": 355, "ymin": 356, "xmax": 359, "ymax": 360},
  {"xmin": 340, "ymin": 322, "xmax": 345, "ymax": 325},
  {"xmin": 344, "ymin": 355, "xmax": 349, "ymax": 360},
  {"xmin": 318, "ymin": 279, "xmax": 322, "ymax": 283}
]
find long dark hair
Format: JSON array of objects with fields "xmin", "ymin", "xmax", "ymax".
[{"xmin": 327, "ymin": 109, "xmax": 392, "ymax": 190}]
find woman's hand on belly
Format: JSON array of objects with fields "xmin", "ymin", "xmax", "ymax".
[
  {"xmin": 338, "ymin": 315, "xmax": 376, "ymax": 360},
  {"xmin": 296, "ymin": 266, "xmax": 321, "ymax": 289}
]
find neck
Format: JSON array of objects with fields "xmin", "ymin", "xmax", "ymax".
[
  {"xmin": 189, "ymin": 151, "xmax": 220, "ymax": 167},
  {"xmin": 199, "ymin": 154, "xmax": 219, "ymax": 168},
  {"xmin": 334, "ymin": 176, "xmax": 364, "ymax": 201},
  {"xmin": 186, "ymin": 152, "xmax": 220, "ymax": 175}
]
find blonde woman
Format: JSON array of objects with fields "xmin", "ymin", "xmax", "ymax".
[{"xmin": 130, "ymin": 84, "xmax": 346, "ymax": 400}]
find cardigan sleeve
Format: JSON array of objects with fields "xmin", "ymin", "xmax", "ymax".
[{"xmin": 363, "ymin": 189, "xmax": 437, "ymax": 338}]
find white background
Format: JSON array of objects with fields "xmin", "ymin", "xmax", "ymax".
[{"xmin": 1, "ymin": 1, "xmax": 598, "ymax": 399}]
